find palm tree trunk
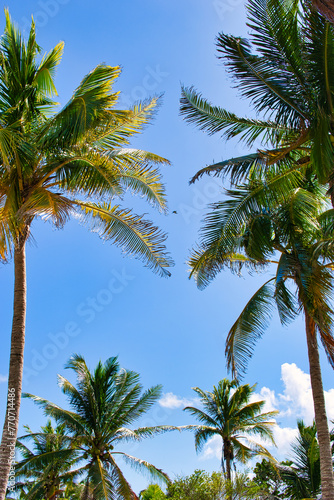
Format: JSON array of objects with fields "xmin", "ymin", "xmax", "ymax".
[
  {"xmin": 0, "ymin": 238, "xmax": 27, "ymax": 498},
  {"xmin": 312, "ymin": 0, "xmax": 334, "ymax": 23},
  {"xmin": 305, "ymin": 311, "xmax": 334, "ymax": 500},
  {"xmin": 224, "ymin": 439, "xmax": 232, "ymax": 481},
  {"xmin": 221, "ymin": 445, "xmax": 226, "ymax": 474}
]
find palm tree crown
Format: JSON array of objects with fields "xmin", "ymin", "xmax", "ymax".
[
  {"xmin": 0, "ymin": 10, "xmax": 172, "ymax": 273},
  {"xmin": 183, "ymin": 379, "xmax": 278, "ymax": 480},
  {"xmin": 14, "ymin": 420, "xmax": 79, "ymax": 499},
  {"xmin": 23, "ymin": 355, "xmax": 176, "ymax": 499},
  {"xmin": 188, "ymin": 178, "xmax": 334, "ymax": 377},
  {"xmin": 180, "ymin": 0, "xmax": 334, "ymax": 205}
]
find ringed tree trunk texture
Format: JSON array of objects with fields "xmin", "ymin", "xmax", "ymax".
[
  {"xmin": 305, "ymin": 312, "xmax": 334, "ymax": 500},
  {"xmin": 0, "ymin": 235, "xmax": 27, "ymax": 498},
  {"xmin": 312, "ymin": 0, "xmax": 334, "ymax": 23},
  {"xmin": 221, "ymin": 445, "xmax": 226, "ymax": 474},
  {"xmin": 223, "ymin": 438, "xmax": 232, "ymax": 481}
]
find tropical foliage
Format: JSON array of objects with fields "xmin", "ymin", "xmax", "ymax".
[
  {"xmin": 0, "ymin": 10, "xmax": 172, "ymax": 492},
  {"xmin": 139, "ymin": 484, "xmax": 166, "ymax": 500},
  {"xmin": 21, "ymin": 355, "xmax": 175, "ymax": 500},
  {"xmin": 254, "ymin": 419, "xmax": 334, "ymax": 499},
  {"xmin": 13, "ymin": 420, "xmax": 79, "ymax": 498},
  {"xmin": 182, "ymin": 379, "xmax": 277, "ymax": 479},
  {"xmin": 279, "ymin": 420, "xmax": 321, "ymax": 499},
  {"xmin": 166, "ymin": 470, "xmax": 224, "ymax": 500},
  {"xmin": 253, "ymin": 459, "xmax": 290, "ymax": 499},
  {"xmin": 180, "ymin": 0, "xmax": 334, "ymax": 204},
  {"xmin": 156, "ymin": 470, "xmax": 267, "ymax": 500},
  {"xmin": 180, "ymin": 0, "xmax": 334, "ymax": 497}
]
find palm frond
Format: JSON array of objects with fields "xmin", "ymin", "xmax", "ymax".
[
  {"xmin": 20, "ymin": 188, "xmax": 73, "ymax": 227},
  {"xmin": 22, "ymin": 393, "xmax": 87, "ymax": 436},
  {"xmin": 93, "ymin": 97, "xmax": 161, "ymax": 149},
  {"xmin": 77, "ymin": 201, "xmax": 173, "ymax": 277},
  {"xmin": 34, "ymin": 42, "xmax": 64, "ymax": 98},
  {"xmin": 216, "ymin": 32, "xmax": 308, "ymax": 126},
  {"xmin": 180, "ymin": 86, "xmax": 290, "ymax": 146},
  {"xmin": 117, "ymin": 452, "xmax": 170, "ymax": 484},
  {"xmin": 38, "ymin": 65, "xmax": 122, "ymax": 148},
  {"xmin": 225, "ymin": 279, "xmax": 276, "ymax": 378},
  {"xmin": 190, "ymin": 152, "xmax": 265, "ymax": 185},
  {"xmin": 113, "ymin": 425, "xmax": 180, "ymax": 442}
]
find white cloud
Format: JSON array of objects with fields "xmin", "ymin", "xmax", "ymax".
[
  {"xmin": 278, "ymin": 363, "xmax": 314, "ymax": 423},
  {"xmin": 272, "ymin": 426, "xmax": 298, "ymax": 459},
  {"xmin": 278, "ymin": 363, "xmax": 334, "ymax": 424},
  {"xmin": 325, "ymin": 388, "xmax": 334, "ymax": 421},
  {"xmin": 200, "ymin": 434, "xmax": 222, "ymax": 461},
  {"xmin": 0, "ymin": 374, "xmax": 8, "ymax": 383},
  {"xmin": 250, "ymin": 386, "xmax": 279, "ymax": 414},
  {"xmin": 159, "ymin": 392, "xmax": 198, "ymax": 410}
]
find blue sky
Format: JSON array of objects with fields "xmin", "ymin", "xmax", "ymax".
[{"xmin": 1, "ymin": 0, "xmax": 334, "ymax": 493}]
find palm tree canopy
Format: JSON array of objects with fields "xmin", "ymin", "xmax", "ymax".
[
  {"xmin": 183, "ymin": 379, "xmax": 278, "ymax": 469},
  {"xmin": 180, "ymin": 0, "xmax": 334, "ymax": 196},
  {"xmin": 13, "ymin": 420, "xmax": 80, "ymax": 499},
  {"xmin": 23, "ymin": 355, "xmax": 177, "ymax": 499},
  {"xmin": 0, "ymin": 10, "xmax": 172, "ymax": 276},
  {"xmin": 278, "ymin": 420, "xmax": 322, "ymax": 499},
  {"xmin": 189, "ymin": 174, "xmax": 334, "ymax": 378}
]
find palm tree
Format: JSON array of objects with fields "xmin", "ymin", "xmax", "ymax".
[
  {"xmin": 183, "ymin": 379, "xmax": 278, "ymax": 480},
  {"xmin": 180, "ymin": 0, "xmax": 334, "ymax": 205},
  {"xmin": 23, "ymin": 354, "xmax": 176, "ymax": 499},
  {"xmin": 180, "ymin": 1, "xmax": 334, "ymax": 497},
  {"xmin": 12, "ymin": 420, "xmax": 80, "ymax": 499},
  {"xmin": 188, "ymin": 178, "xmax": 334, "ymax": 498},
  {"xmin": 0, "ymin": 12, "xmax": 172, "ymax": 493},
  {"xmin": 279, "ymin": 420, "xmax": 322, "ymax": 499}
]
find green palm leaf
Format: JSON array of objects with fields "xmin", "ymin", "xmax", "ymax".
[
  {"xmin": 78, "ymin": 202, "xmax": 172, "ymax": 277},
  {"xmin": 23, "ymin": 356, "xmax": 174, "ymax": 497},
  {"xmin": 180, "ymin": 86, "xmax": 290, "ymax": 147},
  {"xmin": 225, "ymin": 279, "xmax": 276, "ymax": 377}
]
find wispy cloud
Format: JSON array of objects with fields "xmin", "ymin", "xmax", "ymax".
[
  {"xmin": 159, "ymin": 392, "xmax": 199, "ymax": 410},
  {"xmin": 0, "ymin": 374, "xmax": 8, "ymax": 383}
]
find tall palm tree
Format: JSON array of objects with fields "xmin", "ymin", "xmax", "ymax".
[
  {"xmin": 183, "ymin": 379, "xmax": 278, "ymax": 480},
  {"xmin": 188, "ymin": 178, "xmax": 334, "ymax": 498},
  {"xmin": 0, "ymin": 12, "xmax": 172, "ymax": 494},
  {"xmin": 23, "ymin": 354, "xmax": 176, "ymax": 499},
  {"xmin": 12, "ymin": 420, "xmax": 80, "ymax": 499}
]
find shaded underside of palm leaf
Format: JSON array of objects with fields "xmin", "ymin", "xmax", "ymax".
[{"xmin": 189, "ymin": 175, "xmax": 334, "ymax": 377}]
